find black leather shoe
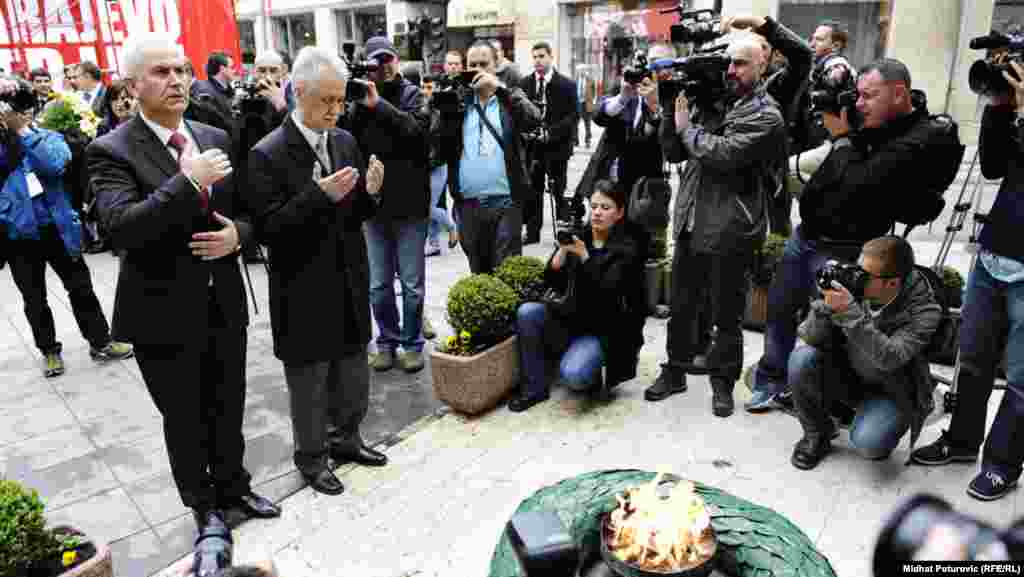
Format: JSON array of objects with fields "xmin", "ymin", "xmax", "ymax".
[
  {"xmin": 522, "ymin": 233, "xmax": 540, "ymax": 246},
  {"xmin": 302, "ymin": 468, "xmax": 345, "ymax": 495},
  {"xmin": 330, "ymin": 442, "xmax": 388, "ymax": 467},
  {"xmin": 509, "ymin": 391, "xmax": 549, "ymax": 412},
  {"xmin": 644, "ymin": 365, "xmax": 687, "ymax": 401},
  {"xmin": 224, "ymin": 492, "xmax": 281, "ymax": 519},
  {"xmin": 791, "ymin": 435, "xmax": 832, "ymax": 470},
  {"xmin": 710, "ymin": 378, "xmax": 735, "ymax": 418}
]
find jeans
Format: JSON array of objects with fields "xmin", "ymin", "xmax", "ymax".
[
  {"xmin": 459, "ymin": 196, "xmax": 522, "ymax": 274},
  {"xmin": 365, "ymin": 218, "xmax": 428, "ymax": 353},
  {"xmin": 517, "ymin": 302, "xmax": 605, "ymax": 397},
  {"xmin": 753, "ymin": 226, "xmax": 861, "ymax": 395},
  {"xmin": 789, "ymin": 345, "xmax": 910, "ymax": 459},
  {"xmin": 947, "ymin": 261, "xmax": 1024, "ymax": 479},
  {"xmin": 428, "ymin": 165, "xmax": 455, "ymax": 244},
  {"xmin": 7, "ymin": 225, "xmax": 112, "ymax": 354}
]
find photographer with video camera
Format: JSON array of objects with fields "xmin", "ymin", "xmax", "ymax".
[
  {"xmin": 746, "ymin": 58, "xmax": 959, "ymax": 414},
  {"xmin": 436, "ymin": 39, "xmax": 541, "ymax": 275},
  {"xmin": 335, "ymin": 36, "xmax": 431, "ymax": 374},
  {"xmin": 787, "ymin": 236, "xmax": 941, "ymax": 470},
  {"xmin": 910, "ymin": 43, "xmax": 1024, "ymax": 502},
  {"xmin": 519, "ymin": 41, "xmax": 578, "ymax": 245},
  {"xmin": 646, "ymin": 35, "xmax": 785, "ymax": 417}
]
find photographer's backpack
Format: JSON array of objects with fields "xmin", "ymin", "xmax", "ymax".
[
  {"xmin": 895, "ymin": 114, "xmax": 966, "ymax": 232},
  {"xmin": 913, "ymin": 264, "xmax": 960, "ymax": 366}
]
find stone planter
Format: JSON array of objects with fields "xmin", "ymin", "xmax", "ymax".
[
  {"xmin": 59, "ymin": 542, "xmax": 112, "ymax": 577},
  {"xmin": 743, "ymin": 281, "xmax": 770, "ymax": 332},
  {"xmin": 430, "ymin": 335, "xmax": 520, "ymax": 415}
]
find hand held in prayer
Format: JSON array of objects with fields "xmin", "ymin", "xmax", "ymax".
[
  {"xmin": 182, "ymin": 148, "xmax": 232, "ymax": 188},
  {"xmin": 189, "ymin": 212, "xmax": 240, "ymax": 261},
  {"xmin": 318, "ymin": 166, "xmax": 359, "ymax": 203}
]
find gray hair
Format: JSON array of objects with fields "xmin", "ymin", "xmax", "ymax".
[
  {"xmin": 254, "ymin": 50, "xmax": 284, "ymax": 67},
  {"xmin": 291, "ymin": 46, "xmax": 348, "ymax": 91},
  {"xmin": 121, "ymin": 32, "xmax": 182, "ymax": 79}
]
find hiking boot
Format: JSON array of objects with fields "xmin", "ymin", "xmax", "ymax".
[
  {"xmin": 644, "ymin": 364, "xmax": 687, "ymax": 401},
  {"xmin": 422, "ymin": 316, "xmax": 436, "ymax": 340},
  {"xmin": 369, "ymin": 350, "xmax": 395, "ymax": 371},
  {"xmin": 90, "ymin": 341, "xmax": 134, "ymax": 362},
  {"xmin": 710, "ymin": 378, "xmax": 734, "ymax": 418},
  {"xmin": 910, "ymin": 430, "xmax": 978, "ymax": 466},
  {"xmin": 397, "ymin": 351, "xmax": 425, "ymax": 374},
  {"xmin": 791, "ymin": 434, "xmax": 832, "ymax": 470},
  {"xmin": 967, "ymin": 470, "xmax": 1018, "ymax": 501},
  {"xmin": 43, "ymin": 352, "xmax": 65, "ymax": 378}
]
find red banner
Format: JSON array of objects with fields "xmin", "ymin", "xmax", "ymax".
[{"xmin": 0, "ymin": 0, "xmax": 241, "ymax": 83}]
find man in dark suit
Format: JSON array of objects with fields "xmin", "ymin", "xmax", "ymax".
[
  {"xmin": 190, "ymin": 51, "xmax": 237, "ymax": 134},
  {"xmin": 86, "ymin": 33, "xmax": 279, "ymax": 539},
  {"xmin": 249, "ymin": 46, "xmax": 388, "ymax": 496},
  {"xmin": 76, "ymin": 60, "xmax": 107, "ymax": 116},
  {"xmin": 519, "ymin": 41, "xmax": 578, "ymax": 244}
]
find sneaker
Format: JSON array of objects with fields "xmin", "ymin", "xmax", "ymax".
[
  {"xmin": 744, "ymin": 390, "xmax": 779, "ymax": 413},
  {"xmin": 369, "ymin": 350, "xmax": 395, "ymax": 372},
  {"xmin": 43, "ymin": 352, "xmax": 65, "ymax": 378},
  {"xmin": 397, "ymin": 351, "xmax": 425, "ymax": 374},
  {"xmin": 910, "ymin": 430, "xmax": 978, "ymax": 466},
  {"xmin": 422, "ymin": 316, "xmax": 437, "ymax": 340},
  {"xmin": 967, "ymin": 470, "xmax": 1018, "ymax": 501},
  {"xmin": 644, "ymin": 364, "xmax": 687, "ymax": 401},
  {"xmin": 90, "ymin": 342, "xmax": 134, "ymax": 362}
]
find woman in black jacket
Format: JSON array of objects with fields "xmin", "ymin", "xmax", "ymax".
[{"xmin": 510, "ymin": 179, "xmax": 646, "ymax": 412}]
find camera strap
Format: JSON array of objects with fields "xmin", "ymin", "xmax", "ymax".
[{"xmin": 473, "ymin": 102, "xmax": 506, "ymax": 152}]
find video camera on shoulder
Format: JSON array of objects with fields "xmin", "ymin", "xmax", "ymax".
[
  {"xmin": 968, "ymin": 30, "xmax": 1024, "ymax": 96},
  {"xmin": 816, "ymin": 260, "xmax": 869, "ymax": 300},
  {"xmin": 652, "ymin": 49, "xmax": 731, "ymax": 110},
  {"xmin": 659, "ymin": 6, "xmax": 726, "ymax": 46}
]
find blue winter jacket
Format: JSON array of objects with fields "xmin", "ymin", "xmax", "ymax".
[{"xmin": 0, "ymin": 127, "xmax": 81, "ymax": 257}]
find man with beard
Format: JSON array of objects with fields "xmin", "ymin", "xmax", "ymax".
[{"xmin": 338, "ymin": 36, "xmax": 431, "ymax": 374}]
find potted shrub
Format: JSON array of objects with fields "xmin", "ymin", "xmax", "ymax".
[
  {"xmin": 431, "ymin": 274, "xmax": 521, "ymax": 415},
  {"xmin": 493, "ymin": 256, "xmax": 546, "ymax": 307},
  {"xmin": 0, "ymin": 479, "xmax": 112, "ymax": 577},
  {"xmin": 744, "ymin": 233, "xmax": 788, "ymax": 331},
  {"xmin": 940, "ymin": 265, "xmax": 965, "ymax": 309}
]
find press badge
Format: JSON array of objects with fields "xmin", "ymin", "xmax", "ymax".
[{"xmin": 25, "ymin": 172, "xmax": 44, "ymax": 198}]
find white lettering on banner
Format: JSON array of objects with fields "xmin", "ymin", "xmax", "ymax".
[{"xmin": 118, "ymin": 0, "xmax": 181, "ymax": 40}]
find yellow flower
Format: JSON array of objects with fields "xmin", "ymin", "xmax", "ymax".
[
  {"xmin": 62, "ymin": 550, "xmax": 77, "ymax": 567},
  {"xmin": 445, "ymin": 335, "xmax": 457, "ymax": 350},
  {"xmin": 459, "ymin": 330, "xmax": 471, "ymax": 344}
]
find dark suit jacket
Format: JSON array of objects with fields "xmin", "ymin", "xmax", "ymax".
[
  {"xmin": 249, "ymin": 116, "xmax": 376, "ymax": 363},
  {"xmin": 86, "ymin": 116, "xmax": 253, "ymax": 346},
  {"xmin": 190, "ymin": 79, "xmax": 235, "ymax": 134},
  {"xmin": 520, "ymin": 69, "xmax": 578, "ymax": 160},
  {"xmin": 584, "ymin": 96, "xmax": 664, "ymax": 201}
]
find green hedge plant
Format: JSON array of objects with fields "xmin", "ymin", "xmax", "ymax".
[
  {"xmin": 0, "ymin": 479, "xmax": 60, "ymax": 576},
  {"xmin": 445, "ymin": 274, "xmax": 518, "ymax": 353},
  {"xmin": 493, "ymin": 256, "xmax": 546, "ymax": 307},
  {"xmin": 751, "ymin": 233, "xmax": 789, "ymax": 286}
]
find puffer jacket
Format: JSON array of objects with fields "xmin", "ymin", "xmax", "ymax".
[
  {"xmin": 0, "ymin": 127, "xmax": 81, "ymax": 257},
  {"xmin": 798, "ymin": 269, "xmax": 943, "ymax": 451},
  {"xmin": 660, "ymin": 85, "xmax": 786, "ymax": 255}
]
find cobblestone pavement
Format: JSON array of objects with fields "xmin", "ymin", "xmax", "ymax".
[{"xmin": 2, "ymin": 125, "xmax": 1010, "ymax": 576}]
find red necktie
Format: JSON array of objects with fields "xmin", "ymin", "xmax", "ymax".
[{"xmin": 167, "ymin": 131, "xmax": 209, "ymax": 211}]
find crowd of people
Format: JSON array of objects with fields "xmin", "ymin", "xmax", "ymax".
[{"xmin": 0, "ymin": 10, "xmax": 1021, "ymax": 576}]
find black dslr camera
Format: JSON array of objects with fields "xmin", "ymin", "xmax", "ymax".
[
  {"xmin": 816, "ymin": 260, "xmax": 869, "ymax": 300},
  {"xmin": 660, "ymin": 7, "xmax": 726, "ymax": 46},
  {"xmin": 874, "ymin": 494, "xmax": 1024, "ymax": 574},
  {"xmin": 968, "ymin": 30, "xmax": 1024, "ymax": 96},
  {"xmin": 0, "ymin": 76, "xmax": 38, "ymax": 115},
  {"xmin": 807, "ymin": 64, "xmax": 862, "ymax": 131},
  {"xmin": 231, "ymin": 78, "xmax": 275, "ymax": 117},
  {"xmin": 341, "ymin": 42, "xmax": 380, "ymax": 102},
  {"xmin": 432, "ymin": 69, "xmax": 479, "ymax": 115}
]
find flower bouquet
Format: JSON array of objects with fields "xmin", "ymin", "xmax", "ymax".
[{"xmin": 38, "ymin": 92, "xmax": 99, "ymax": 139}]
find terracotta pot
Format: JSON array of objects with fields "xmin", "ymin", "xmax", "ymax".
[{"xmin": 430, "ymin": 335, "xmax": 520, "ymax": 415}]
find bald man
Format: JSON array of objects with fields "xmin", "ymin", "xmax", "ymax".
[{"xmin": 649, "ymin": 34, "xmax": 785, "ymax": 417}]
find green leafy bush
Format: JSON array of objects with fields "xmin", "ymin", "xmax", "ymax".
[
  {"xmin": 446, "ymin": 274, "xmax": 518, "ymax": 351},
  {"xmin": 494, "ymin": 256, "xmax": 546, "ymax": 306},
  {"xmin": 940, "ymin": 265, "xmax": 965, "ymax": 308},
  {"xmin": 751, "ymin": 233, "xmax": 789, "ymax": 286},
  {"xmin": 0, "ymin": 479, "xmax": 60, "ymax": 576}
]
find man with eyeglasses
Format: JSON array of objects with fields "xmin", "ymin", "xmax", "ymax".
[
  {"xmin": 437, "ymin": 39, "xmax": 541, "ymax": 275},
  {"xmin": 787, "ymin": 236, "xmax": 941, "ymax": 470}
]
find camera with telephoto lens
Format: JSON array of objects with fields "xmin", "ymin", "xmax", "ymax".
[
  {"xmin": 873, "ymin": 494, "xmax": 1024, "ymax": 574},
  {"xmin": 968, "ymin": 30, "xmax": 1024, "ymax": 96},
  {"xmin": 653, "ymin": 49, "xmax": 731, "ymax": 109},
  {"xmin": 815, "ymin": 260, "xmax": 870, "ymax": 300},
  {"xmin": 623, "ymin": 51, "xmax": 650, "ymax": 85},
  {"xmin": 807, "ymin": 65, "xmax": 862, "ymax": 131},
  {"xmin": 0, "ymin": 76, "xmax": 38, "ymax": 115},
  {"xmin": 432, "ymin": 69, "xmax": 480, "ymax": 115},
  {"xmin": 659, "ymin": 7, "xmax": 725, "ymax": 46}
]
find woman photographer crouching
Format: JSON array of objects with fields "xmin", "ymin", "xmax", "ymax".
[{"xmin": 509, "ymin": 180, "xmax": 647, "ymax": 412}]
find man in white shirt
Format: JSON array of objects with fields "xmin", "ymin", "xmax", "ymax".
[{"xmin": 76, "ymin": 60, "xmax": 107, "ymax": 116}]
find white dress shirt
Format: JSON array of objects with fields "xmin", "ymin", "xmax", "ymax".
[{"xmin": 291, "ymin": 110, "xmax": 331, "ymax": 172}]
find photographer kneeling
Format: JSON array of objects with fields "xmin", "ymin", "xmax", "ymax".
[
  {"xmin": 509, "ymin": 180, "xmax": 646, "ymax": 412},
  {"xmin": 789, "ymin": 236, "xmax": 941, "ymax": 470}
]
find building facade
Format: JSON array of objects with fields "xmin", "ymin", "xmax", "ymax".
[{"xmin": 236, "ymin": 0, "xmax": 1016, "ymax": 142}]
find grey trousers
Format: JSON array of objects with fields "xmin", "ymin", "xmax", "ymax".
[
  {"xmin": 283, "ymin": 348, "xmax": 369, "ymax": 473},
  {"xmin": 459, "ymin": 196, "xmax": 523, "ymax": 274}
]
